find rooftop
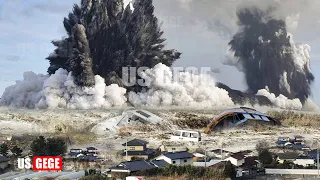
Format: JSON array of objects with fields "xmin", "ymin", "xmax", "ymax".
[
  {"xmin": 277, "ymin": 152, "xmax": 299, "ymax": 160},
  {"xmin": 161, "ymin": 151, "xmax": 194, "ymax": 160},
  {"xmin": 0, "ymin": 156, "xmax": 9, "ymax": 163},
  {"xmin": 151, "ymin": 160, "xmax": 169, "ymax": 167},
  {"xmin": 122, "ymin": 139, "xmax": 148, "ymax": 146},
  {"xmin": 121, "ymin": 149, "xmax": 154, "ymax": 156},
  {"xmin": 111, "ymin": 160, "xmax": 156, "ymax": 172}
]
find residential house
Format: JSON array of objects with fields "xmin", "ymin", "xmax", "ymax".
[
  {"xmin": 109, "ymin": 160, "xmax": 156, "ymax": 176},
  {"xmin": 0, "ymin": 156, "xmax": 9, "ymax": 170},
  {"xmin": 277, "ymin": 152, "xmax": 299, "ymax": 163},
  {"xmin": 159, "ymin": 144, "xmax": 188, "ymax": 153},
  {"xmin": 225, "ymin": 153, "xmax": 245, "ymax": 166},
  {"xmin": 150, "ymin": 160, "xmax": 169, "ymax": 167},
  {"xmin": 293, "ymin": 156, "xmax": 315, "ymax": 167},
  {"xmin": 293, "ymin": 135, "xmax": 305, "ymax": 143},
  {"xmin": 156, "ymin": 151, "xmax": 194, "ymax": 165},
  {"xmin": 238, "ymin": 156, "xmax": 260, "ymax": 177},
  {"xmin": 85, "ymin": 147, "xmax": 98, "ymax": 155},
  {"xmin": 276, "ymin": 137, "xmax": 291, "ymax": 147},
  {"xmin": 121, "ymin": 139, "xmax": 154, "ymax": 161},
  {"xmin": 68, "ymin": 148, "xmax": 83, "ymax": 158}
]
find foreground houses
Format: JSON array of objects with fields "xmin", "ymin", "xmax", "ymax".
[
  {"xmin": 121, "ymin": 139, "xmax": 154, "ymax": 161},
  {"xmin": 155, "ymin": 151, "xmax": 194, "ymax": 165}
]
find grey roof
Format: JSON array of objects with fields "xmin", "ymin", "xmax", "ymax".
[
  {"xmin": 162, "ymin": 151, "xmax": 194, "ymax": 160},
  {"xmin": 111, "ymin": 160, "xmax": 156, "ymax": 172},
  {"xmin": 277, "ymin": 152, "xmax": 299, "ymax": 160},
  {"xmin": 151, "ymin": 160, "xmax": 169, "ymax": 167},
  {"xmin": 122, "ymin": 139, "xmax": 148, "ymax": 146},
  {"xmin": 0, "ymin": 156, "xmax": 9, "ymax": 163},
  {"xmin": 86, "ymin": 147, "xmax": 97, "ymax": 150}
]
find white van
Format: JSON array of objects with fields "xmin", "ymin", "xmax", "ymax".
[{"xmin": 170, "ymin": 130, "xmax": 201, "ymax": 142}]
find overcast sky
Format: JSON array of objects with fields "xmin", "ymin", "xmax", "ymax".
[{"xmin": 1, "ymin": 0, "xmax": 320, "ymax": 105}]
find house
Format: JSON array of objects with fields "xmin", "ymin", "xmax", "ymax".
[
  {"xmin": 276, "ymin": 137, "xmax": 290, "ymax": 147},
  {"xmin": 208, "ymin": 149, "xmax": 231, "ymax": 159},
  {"xmin": 238, "ymin": 156, "xmax": 260, "ymax": 177},
  {"xmin": 156, "ymin": 151, "xmax": 194, "ymax": 165},
  {"xmin": 159, "ymin": 144, "xmax": 188, "ymax": 153},
  {"xmin": 225, "ymin": 153, "xmax": 245, "ymax": 166},
  {"xmin": 109, "ymin": 160, "xmax": 156, "ymax": 175},
  {"xmin": 277, "ymin": 152, "xmax": 299, "ymax": 163},
  {"xmin": 293, "ymin": 156, "xmax": 315, "ymax": 167},
  {"xmin": 125, "ymin": 110, "xmax": 163, "ymax": 125},
  {"xmin": 150, "ymin": 160, "xmax": 169, "ymax": 167},
  {"xmin": 121, "ymin": 139, "xmax": 154, "ymax": 161},
  {"xmin": 293, "ymin": 135, "xmax": 304, "ymax": 143},
  {"xmin": 290, "ymin": 144, "xmax": 310, "ymax": 151},
  {"xmin": 0, "ymin": 156, "xmax": 9, "ymax": 170},
  {"xmin": 68, "ymin": 148, "xmax": 83, "ymax": 158},
  {"xmin": 86, "ymin": 147, "xmax": 98, "ymax": 154}
]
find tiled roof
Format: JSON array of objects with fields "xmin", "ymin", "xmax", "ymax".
[
  {"xmin": 151, "ymin": 160, "xmax": 169, "ymax": 167},
  {"xmin": 162, "ymin": 151, "xmax": 194, "ymax": 160},
  {"xmin": 122, "ymin": 139, "xmax": 148, "ymax": 146},
  {"xmin": 111, "ymin": 160, "xmax": 156, "ymax": 172}
]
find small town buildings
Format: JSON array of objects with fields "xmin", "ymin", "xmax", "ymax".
[
  {"xmin": 121, "ymin": 139, "xmax": 154, "ymax": 161},
  {"xmin": 0, "ymin": 156, "xmax": 9, "ymax": 170},
  {"xmin": 156, "ymin": 151, "xmax": 194, "ymax": 165},
  {"xmin": 307, "ymin": 149, "xmax": 320, "ymax": 160},
  {"xmin": 293, "ymin": 156, "xmax": 315, "ymax": 167}
]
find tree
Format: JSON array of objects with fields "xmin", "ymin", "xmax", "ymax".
[
  {"xmin": 47, "ymin": 0, "xmax": 181, "ymax": 89},
  {"xmin": 30, "ymin": 136, "xmax": 47, "ymax": 156},
  {"xmin": 11, "ymin": 145, "xmax": 22, "ymax": 158},
  {"xmin": 0, "ymin": 143, "xmax": 8, "ymax": 156},
  {"xmin": 259, "ymin": 149, "xmax": 273, "ymax": 165},
  {"xmin": 46, "ymin": 137, "xmax": 67, "ymax": 156}
]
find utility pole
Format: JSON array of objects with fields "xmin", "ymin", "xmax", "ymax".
[{"xmin": 205, "ymin": 148, "xmax": 207, "ymax": 167}]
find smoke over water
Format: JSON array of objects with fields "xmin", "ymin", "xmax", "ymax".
[{"xmin": 227, "ymin": 7, "xmax": 314, "ymax": 104}]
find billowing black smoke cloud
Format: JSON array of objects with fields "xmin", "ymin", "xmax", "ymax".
[
  {"xmin": 228, "ymin": 7, "xmax": 314, "ymax": 104},
  {"xmin": 47, "ymin": 0, "xmax": 181, "ymax": 89}
]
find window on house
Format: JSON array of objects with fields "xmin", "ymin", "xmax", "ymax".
[
  {"xmin": 184, "ymin": 159, "xmax": 187, "ymax": 163},
  {"xmin": 130, "ymin": 147, "xmax": 135, "ymax": 150},
  {"xmin": 172, "ymin": 161, "xmax": 176, "ymax": 164},
  {"xmin": 172, "ymin": 148, "xmax": 176, "ymax": 150}
]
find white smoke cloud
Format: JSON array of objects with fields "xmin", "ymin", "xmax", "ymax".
[
  {"xmin": 128, "ymin": 63, "xmax": 234, "ymax": 108},
  {"xmin": 0, "ymin": 69, "xmax": 127, "ymax": 109},
  {"xmin": 279, "ymin": 71, "xmax": 291, "ymax": 94},
  {"xmin": 256, "ymin": 88, "xmax": 302, "ymax": 110}
]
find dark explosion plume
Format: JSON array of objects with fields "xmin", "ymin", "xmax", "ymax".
[
  {"xmin": 228, "ymin": 7, "xmax": 314, "ymax": 104},
  {"xmin": 47, "ymin": 0, "xmax": 181, "ymax": 89}
]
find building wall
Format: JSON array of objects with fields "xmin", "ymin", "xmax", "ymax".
[
  {"xmin": 225, "ymin": 157, "xmax": 244, "ymax": 166},
  {"xmin": 124, "ymin": 155, "xmax": 148, "ymax": 161},
  {"xmin": 293, "ymin": 159, "xmax": 315, "ymax": 167},
  {"xmin": 123, "ymin": 146, "xmax": 144, "ymax": 151},
  {"xmin": 156, "ymin": 155, "xmax": 192, "ymax": 165}
]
